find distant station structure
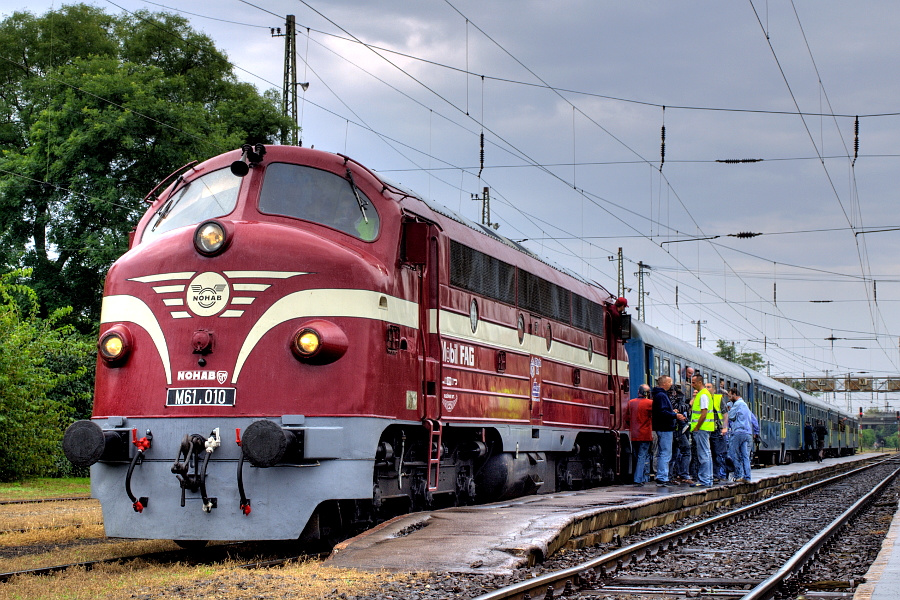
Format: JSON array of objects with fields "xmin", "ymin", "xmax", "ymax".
[
  {"xmin": 857, "ymin": 410, "xmax": 900, "ymax": 431},
  {"xmin": 775, "ymin": 375, "xmax": 900, "ymax": 395}
]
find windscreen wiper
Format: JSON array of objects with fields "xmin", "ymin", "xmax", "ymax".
[
  {"xmin": 150, "ymin": 177, "xmax": 190, "ymax": 232},
  {"xmin": 345, "ymin": 168, "xmax": 369, "ymax": 224}
]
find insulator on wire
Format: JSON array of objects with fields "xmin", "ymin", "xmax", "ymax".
[
  {"xmin": 853, "ymin": 116, "xmax": 859, "ymax": 166},
  {"xmin": 715, "ymin": 158, "xmax": 763, "ymax": 164},
  {"xmin": 730, "ymin": 231, "xmax": 763, "ymax": 238},
  {"xmin": 659, "ymin": 125, "xmax": 666, "ymax": 170},
  {"xmin": 478, "ymin": 132, "xmax": 484, "ymax": 178}
]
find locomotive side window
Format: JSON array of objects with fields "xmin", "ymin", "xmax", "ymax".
[
  {"xmin": 142, "ymin": 167, "xmax": 241, "ymax": 244},
  {"xmin": 259, "ymin": 163, "xmax": 380, "ymax": 241}
]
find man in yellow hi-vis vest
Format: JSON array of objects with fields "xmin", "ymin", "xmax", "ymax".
[
  {"xmin": 705, "ymin": 382, "xmax": 728, "ymax": 482},
  {"xmin": 690, "ymin": 373, "xmax": 715, "ymax": 487}
]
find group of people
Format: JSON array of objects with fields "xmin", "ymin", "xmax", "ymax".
[
  {"xmin": 803, "ymin": 418, "xmax": 830, "ymax": 462},
  {"xmin": 625, "ymin": 371, "xmax": 760, "ymax": 488}
]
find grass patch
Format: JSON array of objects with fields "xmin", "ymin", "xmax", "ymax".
[
  {"xmin": 0, "ymin": 557, "xmax": 410, "ymax": 600},
  {"xmin": 0, "ymin": 478, "xmax": 90, "ymax": 501}
]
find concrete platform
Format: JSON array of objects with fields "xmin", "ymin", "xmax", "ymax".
[
  {"xmin": 326, "ymin": 452, "xmax": 889, "ymax": 574},
  {"xmin": 854, "ymin": 459, "xmax": 900, "ymax": 600}
]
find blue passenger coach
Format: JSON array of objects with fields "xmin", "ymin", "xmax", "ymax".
[{"xmin": 626, "ymin": 319, "xmax": 857, "ymax": 466}]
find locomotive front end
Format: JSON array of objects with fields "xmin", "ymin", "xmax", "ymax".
[{"xmin": 64, "ymin": 146, "xmax": 417, "ymax": 543}]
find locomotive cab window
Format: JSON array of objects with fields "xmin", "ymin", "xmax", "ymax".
[
  {"xmin": 259, "ymin": 163, "xmax": 380, "ymax": 241},
  {"xmin": 142, "ymin": 167, "xmax": 241, "ymax": 244}
]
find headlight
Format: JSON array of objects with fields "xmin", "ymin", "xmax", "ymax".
[
  {"xmin": 295, "ymin": 330, "xmax": 321, "ymax": 356},
  {"xmin": 290, "ymin": 320, "xmax": 348, "ymax": 364},
  {"xmin": 98, "ymin": 325, "xmax": 132, "ymax": 364},
  {"xmin": 194, "ymin": 220, "xmax": 229, "ymax": 256}
]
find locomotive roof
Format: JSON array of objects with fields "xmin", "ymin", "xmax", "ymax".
[{"xmin": 379, "ymin": 174, "xmax": 613, "ymax": 301}]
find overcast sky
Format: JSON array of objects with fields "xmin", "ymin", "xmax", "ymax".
[{"xmin": 5, "ymin": 1, "xmax": 900, "ymax": 412}]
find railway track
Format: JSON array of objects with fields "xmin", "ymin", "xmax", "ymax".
[
  {"xmin": 0, "ymin": 496, "xmax": 91, "ymax": 506},
  {"xmin": 468, "ymin": 455, "xmax": 900, "ymax": 600},
  {"xmin": 0, "ymin": 540, "xmax": 318, "ymax": 584}
]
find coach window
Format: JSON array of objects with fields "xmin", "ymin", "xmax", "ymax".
[
  {"xmin": 663, "ymin": 358, "xmax": 671, "ymax": 377},
  {"xmin": 259, "ymin": 163, "xmax": 380, "ymax": 241},
  {"xmin": 654, "ymin": 355, "xmax": 661, "ymax": 379}
]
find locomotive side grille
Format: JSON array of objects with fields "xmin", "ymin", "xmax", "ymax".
[
  {"xmin": 572, "ymin": 294, "xmax": 605, "ymax": 336},
  {"xmin": 449, "ymin": 240, "xmax": 516, "ymax": 305},
  {"xmin": 517, "ymin": 269, "xmax": 570, "ymax": 323}
]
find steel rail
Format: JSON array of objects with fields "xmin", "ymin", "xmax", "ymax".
[
  {"xmin": 0, "ymin": 496, "xmax": 92, "ymax": 506},
  {"xmin": 0, "ymin": 543, "xmax": 241, "ymax": 583},
  {"xmin": 0, "ymin": 543, "xmax": 322, "ymax": 584},
  {"xmin": 741, "ymin": 459, "xmax": 900, "ymax": 600},
  {"xmin": 469, "ymin": 456, "xmax": 898, "ymax": 600}
]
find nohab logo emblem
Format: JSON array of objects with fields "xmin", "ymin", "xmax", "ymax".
[{"xmin": 186, "ymin": 272, "xmax": 230, "ymax": 316}]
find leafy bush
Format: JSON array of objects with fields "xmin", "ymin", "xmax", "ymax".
[{"xmin": 0, "ymin": 270, "xmax": 94, "ymax": 481}]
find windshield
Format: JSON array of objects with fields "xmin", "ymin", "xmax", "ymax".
[
  {"xmin": 141, "ymin": 168, "xmax": 241, "ymax": 244},
  {"xmin": 258, "ymin": 163, "xmax": 380, "ymax": 241}
]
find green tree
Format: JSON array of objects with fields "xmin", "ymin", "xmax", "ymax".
[
  {"xmin": 0, "ymin": 5, "xmax": 291, "ymax": 324},
  {"xmin": 859, "ymin": 428, "xmax": 875, "ymax": 449},
  {"xmin": 714, "ymin": 339, "xmax": 766, "ymax": 371},
  {"xmin": 0, "ymin": 269, "xmax": 93, "ymax": 481}
]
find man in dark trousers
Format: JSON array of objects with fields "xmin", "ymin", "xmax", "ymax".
[
  {"xmin": 804, "ymin": 419, "xmax": 815, "ymax": 461},
  {"xmin": 625, "ymin": 384, "xmax": 653, "ymax": 486},
  {"xmin": 651, "ymin": 375, "xmax": 683, "ymax": 487},
  {"xmin": 669, "ymin": 384, "xmax": 694, "ymax": 484},
  {"xmin": 814, "ymin": 420, "xmax": 828, "ymax": 462}
]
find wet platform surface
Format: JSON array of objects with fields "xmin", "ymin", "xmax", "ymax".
[{"xmin": 325, "ymin": 453, "xmax": 893, "ymax": 575}]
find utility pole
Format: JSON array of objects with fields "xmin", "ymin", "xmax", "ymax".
[
  {"xmin": 616, "ymin": 248, "xmax": 624, "ymax": 299},
  {"xmin": 635, "ymin": 261, "xmax": 650, "ymax": 321},
  {"xmin": 692, "ymin": 319, "xmax": 707, "ymax": 349},
  {"xmin": 472, "ymin": 187, "xmax": 498, "ymax": 229},
  {"xmin": 272, "ymin": 15, "xmax": 298, "ymax": 145}
]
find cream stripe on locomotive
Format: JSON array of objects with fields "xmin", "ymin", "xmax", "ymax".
[
  {"xmin": 434, "ymin": 308, "xmax": 629, "ymax": 375},
  {"xmin": 103, "ymin": 287, "xmax": 418, "ymax": 386},
  {"xmin": 101, "ymin": 295, "xmax": 174, "ymax": 384},
  {"xmin": 231, "ymin": 289, "xmax": 419, "ymax": 383}
]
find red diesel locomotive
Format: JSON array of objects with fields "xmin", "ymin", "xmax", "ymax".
[{"xmin": 62, "ymin": 144, "xmax": 631, "ymax": 544}]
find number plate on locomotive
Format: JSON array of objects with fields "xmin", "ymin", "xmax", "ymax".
[{"xmin": 166, "ymin": 388, "xmax": 235, "ymax": 406}]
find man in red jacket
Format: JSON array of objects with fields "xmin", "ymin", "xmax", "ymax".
[{"xmin": 626, "ymin": 384, "xmax": 653, "ymax": 486}]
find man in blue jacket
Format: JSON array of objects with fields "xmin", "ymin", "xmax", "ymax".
[
  {"xmin": 727, "ymin": 388, "xmax": 755, "ymax": 482},
  {"xmin": 651, "ymin": 375, "xmax": 684, "ymax": 487}
]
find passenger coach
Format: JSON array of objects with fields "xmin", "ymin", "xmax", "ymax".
[{"xmin": 626, "ymin": 319, "xmax": 857, "ymax": 466}]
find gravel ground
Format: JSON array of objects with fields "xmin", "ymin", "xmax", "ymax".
[{"xmin": 344, "ymin": 462, "xmax": 900, "ymax": 600}]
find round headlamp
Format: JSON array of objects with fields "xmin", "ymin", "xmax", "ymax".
[
  {"xmin": 290, "ymin": 320, "xmax": 348, "ymax": 364},
  {"xmin": 194, "ymin": 220, "xmax": 228, "ymax": 256},
  {"xmin": 98, "ymin": 325, "xmax": 132, "ymax": 364},
  {"xmin": 294, "ymin": 330, "xmax": 321, "ymax": 356}
]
